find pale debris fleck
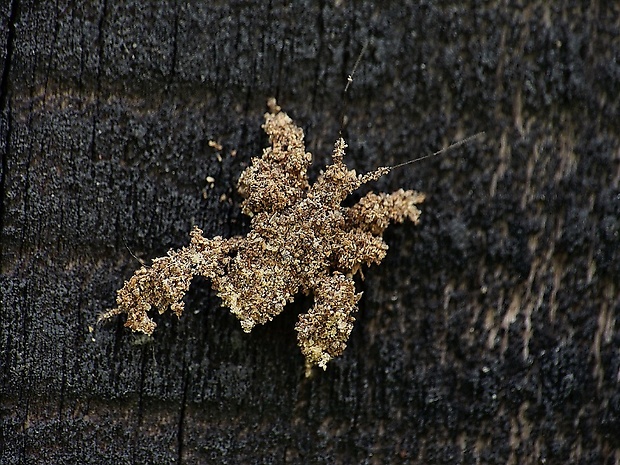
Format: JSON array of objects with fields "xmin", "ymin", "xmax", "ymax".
[{"xmin": 208, "ymin": 140, "xmax": 223, "ymax": 151}]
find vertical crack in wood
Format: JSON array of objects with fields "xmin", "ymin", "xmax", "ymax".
[
  {"xmin": 89, "ymin": 0, "xmax": 108, "ymax": 162},
  {"xmin": 0, "ymin": 0, "xmax": 19, "ymax": 269},
  {"xmin": 177, "ymin": 364, "xmax": 189, "ymax": 464}
]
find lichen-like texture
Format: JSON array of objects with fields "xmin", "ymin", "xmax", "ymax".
[{"xmin": 102, "ymin": 98, "xmax": 425, "ymax": 372}]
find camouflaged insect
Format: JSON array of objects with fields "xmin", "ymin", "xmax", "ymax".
[{"xmin": 101, "ymin": 98, "xmax": 425, "ymax": 373}]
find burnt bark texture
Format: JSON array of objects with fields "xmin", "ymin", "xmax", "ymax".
[{"xmin": 1, "ymin": 1, "xmax": 619, "ymax": 464}]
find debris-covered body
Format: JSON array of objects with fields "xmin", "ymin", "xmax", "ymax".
[{"xmin": 102, "ymin": 99, "xmax": 425, "ymax": 371}]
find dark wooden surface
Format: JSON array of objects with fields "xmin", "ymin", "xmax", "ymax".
[{"xmin": 1, "ymin": 1, "xmax": 619, "ymax": 463}]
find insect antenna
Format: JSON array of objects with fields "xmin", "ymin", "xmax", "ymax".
[
  {"xmin": 338, "ymin": 40, "xmax": 369, "ymax": 138},
  {"xmin": 122, "ymin": 236, "xmax": 146, "ymax": 266},
  {"xmin": 387, "ymin": 132, "xmax": 486, "ymax": 170},
  {"xmin": 336, "ymin": 42, "xmax": 485, "ymax": 182},
  {"xmin": 359, "ymin": 132, "xmax": 486, "ymax": 185}
]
